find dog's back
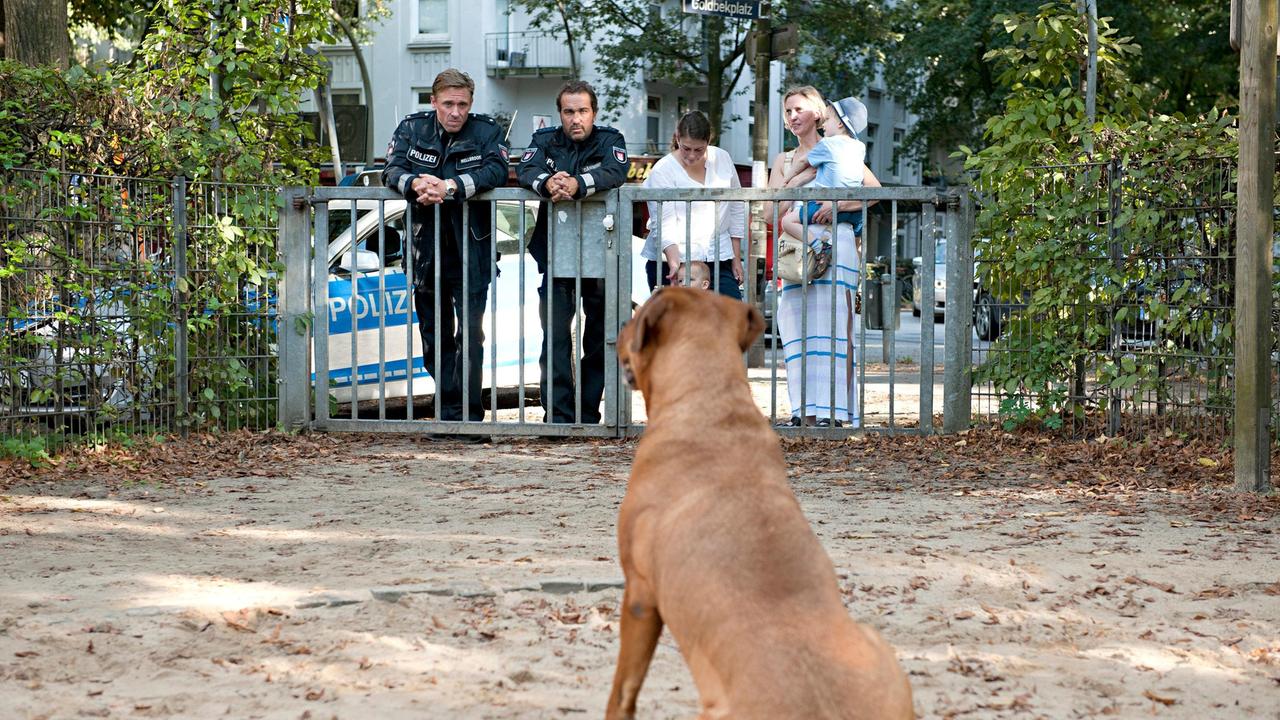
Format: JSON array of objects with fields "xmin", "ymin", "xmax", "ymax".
[{"xmin": 611, "ymin": 288, "xmax": 913, "ymax": 720}]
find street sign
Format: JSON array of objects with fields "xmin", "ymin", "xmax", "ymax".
[
  {"xmin": 682, "ymin": 0, "xmax": 761, "ymax": 21},
  {"xmin": 746, "ymin": 23, "xmax": 798, "ymax": 63}
]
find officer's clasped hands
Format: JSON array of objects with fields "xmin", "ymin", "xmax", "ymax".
[{"xmin": 412, "ymin": 173, "xmax": 446, "ymax": 205}]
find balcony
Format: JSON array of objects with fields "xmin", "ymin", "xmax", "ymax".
[{"xmin": 485, "ymin": 31, "xmax": 575, "ymax": 78}]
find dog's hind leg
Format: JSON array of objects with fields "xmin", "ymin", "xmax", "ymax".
[{"xmin": 604, "ymin": 586, "xmax": 664, "ymax": 720}]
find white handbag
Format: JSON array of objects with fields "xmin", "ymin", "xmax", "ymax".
[{"xmin": 776, "ymin": 232, "xmax": 832, "ymax": 285}]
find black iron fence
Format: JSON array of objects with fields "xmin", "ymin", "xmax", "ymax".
[
  {"xmin": 0, "ymin": 169, "xmax": 279, "ymax": 443},
  {"xmin": 962, "ymin": 156, "xmax": 1248, "ymax": 439}
]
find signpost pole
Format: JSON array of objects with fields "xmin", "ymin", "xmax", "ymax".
[{"xmin": 746, "ymin": 2, "xmax": 772, "ymax": 367}]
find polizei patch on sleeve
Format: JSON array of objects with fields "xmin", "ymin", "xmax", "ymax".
[
  {"xmin": 613, "ymin": 146, "xmax": 628, "ymax": 164},
  {"xmin": 520, "ymin": 148, "xmax": 537, "ymax": 162}
]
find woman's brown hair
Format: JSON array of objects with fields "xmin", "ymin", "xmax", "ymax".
[{"xmin": 670, "ymin": 110, "xmax": 713, "ymax": 151}]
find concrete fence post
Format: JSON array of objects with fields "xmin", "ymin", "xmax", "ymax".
[
  {"xmin": 278, "ymin": 187, "xmax": 312, "ymax": 431},
  {"xmin": 943, "ymin": 190, "xmax": 974, "ymax": 433}
]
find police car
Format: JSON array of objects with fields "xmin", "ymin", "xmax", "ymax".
[{"xmin": 320, "ymin": 195, "xmax": 650, "ymax": 405}]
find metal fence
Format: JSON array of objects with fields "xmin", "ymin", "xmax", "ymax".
[
  {"xmin": 0, "ymin": 169, "xmax": 279, "ymax": 443},
  {"xmin": 277, "ymin": 183, "xmax": 954, "ymax": 439},
  {"xmin": 10, "ymin": 163, "xmax": 1273, "ymax": 447},
  {"xmin": 952, "ymin": 157, "xmax": 1242, "ymax": 439}
]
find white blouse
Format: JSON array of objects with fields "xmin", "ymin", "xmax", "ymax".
[{"xmin": 641, "ymin": 146, "xmax": 746, "ymax": 262}]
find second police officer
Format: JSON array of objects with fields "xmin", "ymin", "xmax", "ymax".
[{"xmin": 517, "ymin": 80, "xmax": 629, "ymax": 424}]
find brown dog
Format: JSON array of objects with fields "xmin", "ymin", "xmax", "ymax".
[{"xmin": 607, "ymin": 287, "xmax": 913, "ymax": 720}]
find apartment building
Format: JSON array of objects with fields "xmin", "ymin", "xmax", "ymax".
[{"xmin": 310, "ymin": 0, "xmax": 920, "ymax": 188}]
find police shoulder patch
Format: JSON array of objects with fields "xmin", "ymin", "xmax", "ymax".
[
  {"xmin": 613, "ymin": 146, "xmax": 628, "ymax": 164},
  {"xmin": 500, "ymin": 146, "xmax": 510, "ymax": 162},
  {"xmin": 520, "ymin": 147, "xmax": 537, "ymax": 162}
]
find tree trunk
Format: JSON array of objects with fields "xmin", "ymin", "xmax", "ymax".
[
  {"xmin": 3, "ymin": 0, "xmax": 69, "ymax": 68},
  {"xmin": 705, "ymin": 16, "xmax": 725, "ymax": 142},
  {"xmin": 557, "ymin": 0, "xmax": 578, "ymax": 78}
]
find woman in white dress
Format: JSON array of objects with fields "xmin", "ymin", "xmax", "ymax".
[
  {"xmin": 768, "ymin": 86, "xmax": 881, "ymax": 428},
  {"xmin": 641, "ymin": 111, "xmax": 747, "ymax": 298}
]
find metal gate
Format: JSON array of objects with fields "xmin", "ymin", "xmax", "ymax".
[{"xmin": 277, "ymin": 183, "xmax": 959, "ymax": 438}]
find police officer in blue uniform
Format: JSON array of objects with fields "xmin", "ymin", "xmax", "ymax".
[
  {"xmin": 383, "ymin": 68, "xmax": 510, "ymax": 423},
  {"xmin": 516, "ymin": 80, "xmax": 629, "ymax": 424}
]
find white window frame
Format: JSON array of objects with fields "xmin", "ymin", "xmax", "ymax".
[
  {"xmin": 646, "ymin": 95, "xmax": 662, "ymax": 154},
  {"xmin": 413, "ymin": 88, "xmax": 434, "ymax": 113},
  {"xmin": 412, "ymin": 0, "xmax": 451, "ymax": 44}
]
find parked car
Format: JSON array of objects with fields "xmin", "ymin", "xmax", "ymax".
[
  {"xmin": 319, "ymin": 195, "xmax": 653, "ymax": 404},
  {"xmin": 911, "ymin": 240, "xmax": 947, "ymax": 321},
  {"xmin": 2, "ymin": 194, "xmax": 651, "ymax": 420}
]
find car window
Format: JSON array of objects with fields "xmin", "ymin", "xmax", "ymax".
[
  {"xmin": 496, "ymin": 200, "xmax": 538, "ymax": 254},
  {"xmin": 935, "ymin": 241, "xmax": 947, "ymax": 265},
  {"xmin": 328, "ymin": 207, "xmax": 373, "ymax": 243}
]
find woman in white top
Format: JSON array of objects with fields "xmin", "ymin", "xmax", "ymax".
[
  {"xmin": 768, "ymin": 86, "xmax": 881, "ymax": 429},
  {"xmin": 641, "ymin": 111, "xmax": 747, "ymax": 299}
]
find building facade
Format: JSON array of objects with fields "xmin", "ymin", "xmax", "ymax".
[{"xmin": 310, "ymin": 0, "xmax": 920, "ymax": 188}]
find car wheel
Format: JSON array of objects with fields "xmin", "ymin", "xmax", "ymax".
[
  {"xmin": 975, "ymin": 293, "xmax": 1001, "ymax": 341},
  {"xmin": 912, "ymin": 305, "xmax": 921, "ymax": 318}
]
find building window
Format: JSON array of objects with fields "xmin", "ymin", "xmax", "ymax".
[
  {"xmin": 414, "ymin": 89, "xmax": 433, "ymax": 112},
  {"xmin": 646, "ymin": 95, "xmax": 662, "ymax": 154},
  {"xmin": 865, "ymin": 122, "xmax": 877, "ymax": 172},
  {"xmin": 332, "ymin": 91, "xmax": 361, "ymax": 106},
  {"xmin": 417, "ymin": 0, "xmax": 449, "ymax": 37},
  {"xmin": 334, "ymin": 0, "xmax": 360, "ymax": 20},
  {"xmin": 892, "ymin": 127, "xmax": 904, "ymax": 180}
]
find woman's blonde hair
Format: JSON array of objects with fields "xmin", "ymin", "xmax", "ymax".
[{"xmin": 782, "ymin": 85, "xmax": 826, "ymax": 115}]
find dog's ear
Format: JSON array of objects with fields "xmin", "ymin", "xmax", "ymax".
[
  {"xmin": 738, "ymin": 302, "xmax": 765, "ymax": 352},
  {"xmin": 629, "ymin": 290, "xmax": 671, "ymax": 356}
]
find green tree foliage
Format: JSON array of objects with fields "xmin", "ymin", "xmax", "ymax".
[
  {"xmin": 67, "ymin": 0, "xmax": 149, "ymax": 37},
  {"xmin": 1107, "ymin": 0, "xmax": 1237, "ymax": 116},
  {"xmin": 514, "ymin": 0, "xmax": 752, "ymax": 141},
  {"xmin": 960, "ymin": 0, "xmax": 1237, "ymax": 430},
  {"xmin": 1, "ymin": 0, "xmax": 343, "ymax": 436},
  {"xmin": 801, "ymin": 0, "xmax": 1239, "ymax": 174}
]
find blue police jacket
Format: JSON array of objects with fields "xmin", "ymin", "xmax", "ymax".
[
  {"xmin": 515, "ymin": 124, "xmax": 629, "ymax": 269},
  {"xmin": 383, "ymin": 111, "xmax": 510, "ymax": 290}
]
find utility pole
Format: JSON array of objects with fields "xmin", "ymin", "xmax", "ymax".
[
  {"xmin": 1234, "ymin": 0, "xmax": 1276, "ymax": 493},
  {"xmin": 751, "ymin": 3, "xmax": 771, "ymax": 166},
  {"xmin": 746, "ymin": 2, "xmax": 772, "ymax": 367},
  {"xmin": 1081, "ymin": 0, "xmax": 1096, "ymax": 154}
]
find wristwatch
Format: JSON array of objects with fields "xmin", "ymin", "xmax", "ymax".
[{"xmin": 443, "ymin": 179, "xmax": 457, "ymax": 199}]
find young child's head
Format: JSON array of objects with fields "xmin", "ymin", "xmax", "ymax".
[
  {"xmin": 823, "ymin": 96, "xmax": 868, "ymax": 139},
  {"xmin": 820, "ymin": 106, "xmax": 849, "ymax": 139},
  {"xmin": 679, "ymin": 261, "xmax": 711, "ymax": 290}
]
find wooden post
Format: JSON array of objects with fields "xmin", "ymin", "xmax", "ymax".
[{"xmin": 1234, "ymin": 0, "xmax": 1276, "ymax": 493}]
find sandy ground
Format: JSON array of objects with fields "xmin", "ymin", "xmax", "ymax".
[{"xmin": 1, "ymin": 436, "xmax": 1278, "ymax": 720}]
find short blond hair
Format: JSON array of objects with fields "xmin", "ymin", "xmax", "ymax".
[
  {"xmin": 432, "ymin": 68, "xmax": 475, "ymax": 100},
  {"xmin": 782, "ymin": 85, "xmax": 826, "ymax": 116},
  {"xmin": 680, "ymin": 261, "xmax": 711, "ymax": 286}
]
